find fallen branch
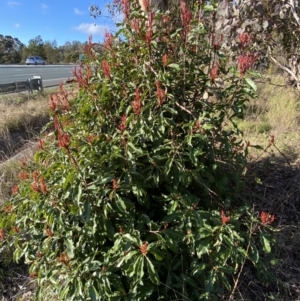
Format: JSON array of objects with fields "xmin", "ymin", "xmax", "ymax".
[{"xmin": 268, "ymin": 53, "xmax": 300, "ymax": 90}]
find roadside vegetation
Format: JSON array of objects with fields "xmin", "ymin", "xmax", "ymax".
[
  {"xmin": 0, "ymin": 34, "xmax": 104, "ymax": 64},
  {"xmin": 0, "ymin": 1, "xmax": 300, "ymax": 300}
]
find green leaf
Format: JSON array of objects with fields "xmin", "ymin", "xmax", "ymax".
[
  {"xmin": 83, "ymin": 200, "xmax": 91, "ymax": 222},
  {"xmin": 203, "ymin": 4, "xmax": 214, "ymax": 12},
  {"xmin": 165, "ymin": 155, "xmax": 174, "ymax": 175},
  {"xmin": 133, "ymin": 255, "xmax": 145, "ymax": 280},
  {"xmin": 65, "ymin": 238, "xmax": 74, "ymax": 259},
  {"xmin": 167, "ymin": 63, "xmax": 180, "ymax": 70},
  {"xmin": 123, "ymin": 233, "xmax": 141, "ymax": 246},
  {"xmin": 89, "ymin": 285, "xmax": 99, "ymax": 301},
  {"xmin": 250, "ymin": 243, "xmax": 259, "ymax": 264},
  {"xmin": 115, "ymin": 194, "xmax": 127, "ymax": 212},
  {"xmin": 196, "ymin": 237, "xmax": 212, "ymax": 258},
  {"xmin": 127, "ymin": 142, "xmax": 144, "ymax": 155},
  {"xmin": 148, "ymin": 245, "xmax": 165, "ymax": 261},
  {"xmin": 261, "ymin": 234, "xmax": 271, "ymax": 253},
  {"xmin": 116, "ymin": 250, "xmax": 140, "ymax": 268},
  {"xmin": 146, "ymin": 257, "xmax": 159, "ymax": 284},
  {"xmin": 244, "ymin": 77, "xmax": 257, "ymax": 92},
  {"xmin": 76, "ymin": 184, "xmax": 83, "ymax": 205}
]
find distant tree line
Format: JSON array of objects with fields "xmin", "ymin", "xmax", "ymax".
[{"xmin": 0, "ymin": 34, "xmax": 103, "ymax": 64}]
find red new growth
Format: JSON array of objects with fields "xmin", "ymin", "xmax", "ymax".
[
  {"xmin": 239, "ymin": 32, "xmax": 252, "ymax": 49},
  {"xmin": 104, "ymin": 31, "xmax": 114, "ymax": 49},
  {"xmin": 238, "ymin": 53, "xmax": 258, "ymax": 76},
  {"xmin": 146, "ymin": 12, "xmax": 154, "ymax": 47},
  {"xmin": 131, "ymin": 18, "xmax": 140, "ymax": 33},
  {"xmin": 102, "ymin": 60, "xmax": 111, "ymax": 80},
  {"xmin": 131, "ymin": 88, "xmax": 142, "ymax": 115},
  {"xmin": 118, "ymin": 115, "xmax": 127, "ymax": 132},
  {"xmin": 38, "ymin": 138, "xmax": 45, "ymax": 150},
  {"xmin": 221, "ymin": 210, "xmax": 230, "ymax": 224},
  {"xmin": 180, "ymin": 0, "xmax": 192, "ymax": 38},
  {"xmin": 46, "ymin": 228, "xmax": 53, "ymax": 237},
  {"xmin": 210, "ymin": 64, "xmax": 219, "ymax": 81},
  {"xmin": 156, "ymin": 81, "xmax": 166, "ymax": 106},
  {"xmin": 118, "ymin": 0, "xmax": 130, "ymax": 21},
  {"xmin": 58, "ymin": 132, "xmax": 70, "ymax": 149},
  {"xmin": 0, "ymin": 229, "xmax": 5, "ymax": 240},
  {"xmin": 11, "ymin": 185, "xmax": 19, "ymax": 195},
  {"xmin": 260, "ymin": 212, "xmax": 275, "ymax": 225},
  {"xmin": 139, "ymin": 242, "xmax": 148, "ymax": 256},
  {"xmin": 162, "ymin": 54, "xmax": 168, "ymax": 67},
  {"xmin": 112, "ymin": 178, "xmax": 118, "ymax": 191}
]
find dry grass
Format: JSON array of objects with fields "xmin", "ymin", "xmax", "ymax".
[
  {"xmin": 0, "ymin": 92, "xmax": 51, "ymax": 131},
  {"xmin": 238, "ymin": 75, "xmax": 300, "ymax": 163},
  {"xmin": 0, "ymin": 91, "xmax": 53, "ymax": 208}
]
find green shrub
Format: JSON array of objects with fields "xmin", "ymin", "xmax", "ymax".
[{"xmin": 1, "ymin": 1, "xmax": 275, "ymax": 300}]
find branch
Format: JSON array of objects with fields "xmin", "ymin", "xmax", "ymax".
[
  {"xmin": 287, "ymin": 0, "xmax": 300, "ymax": 27},
  {"xmin": 175, "ymin": 102, "xmax": 196, "ymax": 119},
  {"xmin": 268, "ymin": 52, "xmax": 300, "ymax": 89}
]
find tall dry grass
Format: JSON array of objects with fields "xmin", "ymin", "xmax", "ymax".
[
  {"xmin": 0, "ymin": 91, "xmax": 52, "ymax": 206},
  {"xmin": 239, "ymin": 75, "xmax": 300, "ymax": 163}
]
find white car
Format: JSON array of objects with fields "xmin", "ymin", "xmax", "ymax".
[{"xmin": 26, "ymin": 56, "xmax": 45, "ymax": 65}]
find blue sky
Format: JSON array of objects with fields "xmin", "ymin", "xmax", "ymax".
[{"xmin": 1, "ymin": 0, "xmax": 118, "ymax": 46}]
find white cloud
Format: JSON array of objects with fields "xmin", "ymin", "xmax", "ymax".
[
  {"xmin": 74, "ymin": 8, "xmax": 85, "ymax": 15},
  {"xmin": 41, "ymin": 3, "xmax": 48, "ymax": 10},
  {"xmin": 7, "ymin": 1, "xmax": 20, "ymax": 8},
  {"xmin": 73, "ymin": 23, "xmax": 109, "ymax": 36},
  {"xmin": 14, "ymin": 23, "xmax": 20, "ymax": 28}
]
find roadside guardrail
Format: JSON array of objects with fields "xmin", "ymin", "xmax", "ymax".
[{"xmin": 0, "ymin": 76, "xmax": 43, "ymax": 95}]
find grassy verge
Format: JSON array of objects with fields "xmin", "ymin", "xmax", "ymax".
[
  {"xmin": 241, "ymin": 74, "xmax": 300, "ymax": 162},
  {"xmin": 0, "ymin": 90, "xmax": 52, "ymax": 207}
]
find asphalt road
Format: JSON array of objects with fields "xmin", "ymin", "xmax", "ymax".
[{"xmin": 0, "ymin": 64, "xmax": 78, "ymax": 87}]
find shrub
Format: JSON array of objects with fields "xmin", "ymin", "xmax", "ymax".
[{"xmin": 1, "ymin": 1, "xmax": 275, "ymax": 300}]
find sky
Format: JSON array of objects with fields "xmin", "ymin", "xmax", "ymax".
[{"xmin": 0, "ymin": 0, "xmax": 119, "ymax": 46}]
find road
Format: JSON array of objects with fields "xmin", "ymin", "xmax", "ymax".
[{"xmin": 0, "ymin": 64, "xmax": 79, "ymax": 87}]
